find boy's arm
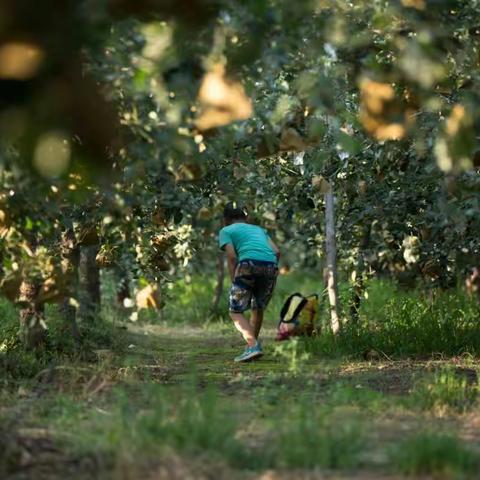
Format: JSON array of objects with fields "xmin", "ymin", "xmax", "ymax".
[
  {"xmin": 268, "ymin": 238, "xmax": 281, "ymax": 261},
  {"xmin": 224, "ymin": 244, "xmax": 237, "ymax": 281}
]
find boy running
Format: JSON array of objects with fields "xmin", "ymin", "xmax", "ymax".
[{"xmin": 218, "ymin": 202, "xmax": 280, "ymax": 362}]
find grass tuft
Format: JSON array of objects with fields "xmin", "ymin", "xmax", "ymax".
[
  {"xmin": 410, "ymin": 367, "xmax": 478, "ymax": 414},
  {"xmin": 274, "ymin": 403, "xmax": 364, "ymax": 469},
  {"xmin": 307, "ymin": 281, "xmax": 480, "ymax": 358},
  {"xmin": 391, "ymin": 432, "xmax": 480, "ymax": 476},
  {"xmin": 75, "ymin": 384, "xmax": 255, "ymax": 468}
]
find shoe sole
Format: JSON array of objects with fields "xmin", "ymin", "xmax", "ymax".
[{"xmin": 234, "ymin": 351, "xmax": 263, "ymax": 363}]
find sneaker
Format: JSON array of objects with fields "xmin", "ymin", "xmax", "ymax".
[{"xmin": 234, "ymin": 341, "xmax": 263, "ymax": 363}]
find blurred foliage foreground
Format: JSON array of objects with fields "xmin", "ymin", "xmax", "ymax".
[{"xmin": 0, "ymin": 0, "xmax": 479, "ymax": 350}]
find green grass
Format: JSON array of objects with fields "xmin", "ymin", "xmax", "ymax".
[
  {"xmin": 327, "ymin": 383, "xmax": 388, "ymax": 411},
  {"xmin": 155, "ymin": 272, "xmax": 480, "ymax": 359},
  {"xmin": 0, "ymin": 299, "xmax": 128, "ymax": 381},
  {"xmin": 41, "ymin": 381, "xmax": 366, "ymax": 472},
  {"xmin": 272, "ymin": 337, "xmax": 311, "ymax": 375},
  {"xmin": 157, "ymin": 270, "xmax": 321, "ymax": 325},
  {"xmin": 391, "ymin": 432, "xmax": 480, "ymax": 477},
  {"xmin": 6, "ymin": 270, "xmax": 475, "ymax": 361},
  {"xmin": 103, "ymin": 385, "xmax": 248, "ymax": 466},
  {"xmin": 159, "ymin": 275, "xmax": 229, "ymax": 324},
  {"xmin": 274, "ymin": 403, "xmax": 364, "ymax": 469},
  {"xmin": 3, "ymin": 272, "xmax": 480, "ymax": 478},
  {"xmin": 410, "ymin": 367, "xmax": 478, "ymax": 414},
  {"xmin": 302, "ymin": 279, "xmax": 480, "ymax": 358},
  {"xmin": 2, "ymin": 320, "xmax": 480, "ymax": 478}
]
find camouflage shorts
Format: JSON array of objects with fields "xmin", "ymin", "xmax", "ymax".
[{"xmin": 229, "ymin": 260, "xmax": 278, "ymax": 313}]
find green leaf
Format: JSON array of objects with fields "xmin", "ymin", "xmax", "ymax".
[{"xmin": 337, "ymin": 132, "xmax": 362, "ymax": 155}]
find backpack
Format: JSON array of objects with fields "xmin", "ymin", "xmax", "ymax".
[{"xmin": 275, "ymin": 293, "xmax": 319, "ymax": 341}]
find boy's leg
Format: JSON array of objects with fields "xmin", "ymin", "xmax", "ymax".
[
  {"xmin": 229, "ymin": 263, "xmax": 257, "ymax": 347},
  {"xmin": 230, "ymin": 312, "xmax": 257, "ymax": 346},
  {"xmin": 250, "ymin": 265, "xmax": 278, "ymax": 338},
  {"xmin": 250, "ymin": 309, "xmax": 263, "ymax": 339}
]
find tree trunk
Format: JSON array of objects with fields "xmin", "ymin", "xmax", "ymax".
[
  {"xmin": 60, "ymin": 228, "xmax": 80, "ymax": 344},
  {"xmin": 79, "ymin": 245, "xmax": 101, "ymax": 321},
  {"xmin": 211, "ymin": 252, "xmax": 225, "ymax": 314},
  {"xmin": 19, "ymin": 280, "xmax": 46, "ymax": 350},
  {"xmin": 115, "ymin": 266, "xmax": 131, "ymax": 306},
  {"xmin": 349, "ymin": 273, "xmax": 364, "ymax": 323},
  {"xmin": 349, "ymin": 224, "xmax": 371, "ymax": 323},
  {"xmin": 324, "ymin": 191, "xmax": 341, "ymax": 333}
]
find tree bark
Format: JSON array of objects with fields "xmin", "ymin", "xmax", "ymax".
[
  {"xmin": 60, "ymin": 228, "xmax": 80, "ymax": 344},
  {"xmin": 349, "ymin": 224, "xmax": 371, "ymax": 323},
  {"xmin": 19, "ymin": 280, "xmax": 46, "ymax": 350},
  {"xmin": 211, "ymin": 251, "xmax": 225, "ymax": 314},
  {"xmin": 79, "ymin": 245, "xmax": 101, "ymax": 321},
  {"xmin": 349, "ymin": 273, "xmax": 364, "ymax": 323},
  {"xmin": 324, "ymin": 191, "xmax": 341, "ymax": 333},
  {"xmin": 115, "ymin": 266, "xmax": 131, "ymax": 306}
]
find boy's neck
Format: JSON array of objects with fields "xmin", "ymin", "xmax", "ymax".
[{"xmin": 226, "ymin": 219, "xmax": 247, "ymax": 226}]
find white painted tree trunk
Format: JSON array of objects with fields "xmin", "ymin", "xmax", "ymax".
[{"xmin": 325, "ymin": 191, "xmax": 341, "ymax": 333}]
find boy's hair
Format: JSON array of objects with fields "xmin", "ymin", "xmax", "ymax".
[{"xmin": 223, "ymin": 202, "xmax": 247, "ymax": 221}]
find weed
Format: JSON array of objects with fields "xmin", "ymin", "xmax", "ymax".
[
  {"xmin": 74, "ymin": 384, "xmax": 255, "ymax": 468},
  {"xmin": 410, "ymin": 367, "xmax": 478, "ymax": 414},
  {"xmin": 274, "ymin": 403, "xmax": 364, "ymax": 469},
  {"xmin": 391, "ymin": 432, "xmax": 480, "ymax": 476},
  {"xmin": 307, "ymin": 282, "xmax": 480, "ymax": 358},
  {"xmin": 42, "ymin": 382, "xmax": 366, "ymax": 472},
  {"xmin": 160, "ymin": 275, "xmax": 228, "ymax": 324},
  {"xmin": 327, "ymin": 383, "xmax": 387, "ymax": 411},
  {"xmin": 272, "ymin": 338, "xmax": 310, "ymax": 375},
  {"xmin": 0, "ymin": 296, "xmax": 128, "ymax": 381}
]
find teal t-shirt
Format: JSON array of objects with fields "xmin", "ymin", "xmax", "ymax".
[{"xmin": 218, "ymin": 223, "xmax": 277, "ymax": 263}]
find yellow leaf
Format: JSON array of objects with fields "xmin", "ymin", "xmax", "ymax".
[
  {"xmin": 37, "ymin": 276, "xmax": 65, "ymax": 304},
  {"xmin": 312, "ymin": 175, "xmax": 332, "ymax": 194},
  {"xmin": 0, "ymin": 42, "xmax": 45, "ymax": 80},
  {"xmin": 96, "ymin": 246, "xmax": 117, "ymax": 268},
  {"xmin": 359, "ymin": 78, "xmax": 411, "ymax": 141},
  {"xmin": 373, "ymin": 124, "xmax": 406, "ymax": 141},
  {"xmin": 361, "ymin": 80, "xmax": 395, "ymax": 114},
  {"xmin": 279, "ymin": 127, "xmax": 307, "ymax": 152},
  {"xmin": 197, "ymin": 207, "xmax": 212, "ymax": 220},
  {"xmin": 435, "ymin": 104, "xmax": 475, "ymax": 173},
  {"xmin": 151, "ymin": 207, "xmax": 166, "ymax": 226},
  {"xmin": 445, "ymin": 104, "xmax": 467, "ymax": 137},
  {"xmin": 175, "ymin": 162, "xmax": 203, "ymax": 181},
  {"xmin": 195, "ymin": 65, "xmax": 253, "ymax": 131},
  {"xmin": 401, "ymin": 0, "xmax": 426, "ymax": 10},
  {"xmin": 0, "ymin": 273, "xmax": 22, "ymax": 302}
]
